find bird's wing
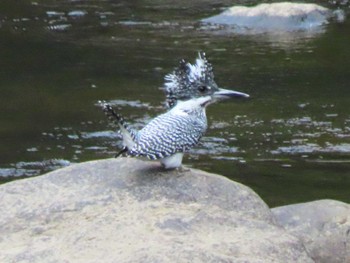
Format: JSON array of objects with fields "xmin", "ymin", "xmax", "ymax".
[{"xmin": 128, "ymin": 113, "xmax": 206, "ymax": 160}]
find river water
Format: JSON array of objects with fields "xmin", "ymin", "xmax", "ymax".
[{"xmin": 1, "ymin": 0, "xmax": 349, "ymax": 206}]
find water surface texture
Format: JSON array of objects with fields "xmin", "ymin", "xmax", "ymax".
[{"xmin": 1, "ymin": 0, "xmax": 350, "ymax": 206}]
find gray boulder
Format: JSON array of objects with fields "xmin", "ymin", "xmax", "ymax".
[
  {"xmin": 202, "ymin": 2, "xmax": 345, "ymax": 33},
  {"xmin": 0, "ymin": 158, "xmax": 312, "ymax": 263},
  {"xmin": 272, "ymin": 200, "xmax": 350, "ymax": 263}
]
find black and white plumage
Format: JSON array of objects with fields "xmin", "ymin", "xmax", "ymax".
[
  {"xmin": 163, "ymin": 51, "xmax": 248, "ymax": 109},
  {"xmin": 129, "ymin": 101, "xmax": 207, "ymax": 160},
  {"xmin": 100, "ymin": 52, "xmax": 249, "ymax": 169},
  {"xmin": 101, "ymin": 97, "xmax": 208, "ymax": 168},
  {"xmin": 101, "ymin": 103, "xmax": 138, "ymax": 157}
]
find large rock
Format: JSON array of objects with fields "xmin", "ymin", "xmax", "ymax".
[
  {"xmin": 202, "ymin": 2, "xmax": 344, "ymax": 32},
  {"xmin": 0, "ymin": 158, "xmax": 313, "ymax": 263},
  {"xmin": 272, "ymin": 200, "xmax": 350, "ymax": 263}
]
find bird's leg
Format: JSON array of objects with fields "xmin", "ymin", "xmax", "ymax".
[{"xmin": 115, "ymin": 146, "xmax": 128, "ymax": 158}]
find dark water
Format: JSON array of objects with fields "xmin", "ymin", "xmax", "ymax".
[{"xmin": 1, "ymin": 0, "xmax": 350, "ymax": 207}]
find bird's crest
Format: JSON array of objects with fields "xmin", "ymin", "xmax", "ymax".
[{"xmin": 164, "ymin": 51, "xmax": 217, "ymax": 108}]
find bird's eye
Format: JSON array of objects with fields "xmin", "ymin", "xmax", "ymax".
[{"xmin": 198, "ymin": 85, "xmax": 207, "ymax": 92}]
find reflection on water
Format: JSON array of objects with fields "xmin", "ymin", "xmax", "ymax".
[
  {"xmin": 0, "ymin": 159, "xmax": 70, "ymax": 178},
  {"xmin": 0, "ymin": 0, "xmax": 349, "ymax": 206}
]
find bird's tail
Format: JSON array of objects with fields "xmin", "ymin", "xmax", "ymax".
[{"xmin": 99, "ymin": 101, "xmax": 138, "ymax": 148}]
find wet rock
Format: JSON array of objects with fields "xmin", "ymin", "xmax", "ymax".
[
  {"xmin": 202, "ymin": 2, "xmax": 344, "ymax": 32},
  {"xmin": 0, "ymin": 158, "xmax": 312, "ymax": 262},
  {"xmin": 272, "ymin": 200, "xmax": 350, "ymax": 263}
]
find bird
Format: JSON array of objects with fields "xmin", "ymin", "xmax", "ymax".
[{"xmin": 100, "ymin": 52, "xmax": 249, "ymax": 169}]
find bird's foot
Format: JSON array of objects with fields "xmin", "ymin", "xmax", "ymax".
[{"xmin": 176, "ymin": 165, "xmax": 191, "ymax": 173}]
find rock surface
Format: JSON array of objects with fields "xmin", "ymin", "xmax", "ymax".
[
  {"xmin": 0, "ymin": 158, "xmax": 313, "ymax": 263},
  {"xmin": 272, "ymin": 200, "xmax": 350, "ymax": 263},
  {"xmin": 202, "ymin": 2, "xmax": 343, "ymax": 32}
]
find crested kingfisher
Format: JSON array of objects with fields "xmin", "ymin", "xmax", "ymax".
[{"xmin": 101, "ymin": 52, "xmax": 249, "ymax": 169}]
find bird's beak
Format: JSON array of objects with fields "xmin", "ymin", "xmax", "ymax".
[{"xmin": 213, "ymin": 88, "xmax": 250, "ymax": 100}]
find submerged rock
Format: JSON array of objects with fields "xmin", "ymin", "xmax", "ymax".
[
  {"xmin": 202, "ymin": 2, "xmax": 344, "ymax": 32},
  {"xmin": 0, "ymin": 158, "xmax": 312, "ymax": 262},
  {"xmin": 272, "ymin": 200, "xmax": 350, "ymax": 263}
]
